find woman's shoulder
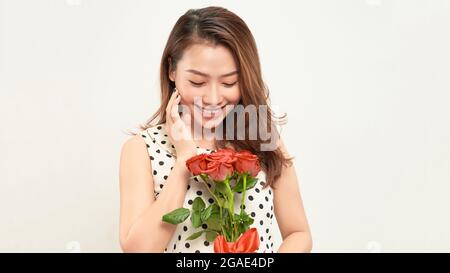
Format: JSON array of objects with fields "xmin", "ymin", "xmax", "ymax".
[
  {"xmin": 139, "ymin": 123, "xmax": 169, "ymax": 139},
  {"xmin": 137, "ymin": 123, "xmax": 176, "ymax": 157},
  {"xmin": 120, "ymin": 124, "xmax": 167, "ymax": 160},
  {"xmin": 119, "ymin": 134, "xmax": 152, "ymax": 175},
  {"xmin": 121, "ymin": 133, "xmax": 148, "ymax": 159}
]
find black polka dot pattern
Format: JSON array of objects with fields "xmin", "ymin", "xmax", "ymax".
[{"xmin": 139, "ymin": 123, "xmax": 275, "ymax": 253}]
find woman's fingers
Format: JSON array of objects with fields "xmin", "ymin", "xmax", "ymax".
[
  {"xmin": 166, "ymin": 89, "xmax": 178, "ymax": 125},
  {"xmin": 166, "ymin": 89, "xmax": 178, "ymax": 114},
  {"xmin": 181, "ymin": 107, "xmax": 191, "ymax": 125},
  {"xmin": 164, "ymin": 89, "xmax": 195, "ymax": 153},
  {"xmin": 170, "ymin": 95, "xmax": 182, "ymax": 122},
  {"xmin": 171, "ymin": 95, "xmax": 191, "ymax": 142}
]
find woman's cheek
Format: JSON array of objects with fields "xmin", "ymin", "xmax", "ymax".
[
  {"xmin": 226, "ymin": 86, "xmax": 241, "ymax": 104},
  {"xmin": 179, "ymin": 85, "xmax": 198, "ymax": 103}
]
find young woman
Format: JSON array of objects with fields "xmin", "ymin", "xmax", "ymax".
[{"xmin": 119, "ymin": 6, "xmax": 312, "ymax": 253}]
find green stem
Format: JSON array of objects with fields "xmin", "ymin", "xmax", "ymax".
[
  {"xmin": 199, "ymin": 174, "xmax": 220, "ymax": 204},
  {"xmin": 200, "ymin": 174, "xmax": 224, "ymax": 235},
  {"xmin": 224, "ymin": 178, "xmax": 235, "ymax": 241},
  {"xmin": 221, "ymin": 226, "xmax": 227, "ymax": 240},
  {"xmin": 200, "ymin": 174, "xmax": 222, "ymax": 208},
  {"xmin": 240, "ymin": 173, "xmax": 248, "ymax": 215},
  {"xmin": 199, "ymin": 174, "xmax": 224, "ymax": 235}
]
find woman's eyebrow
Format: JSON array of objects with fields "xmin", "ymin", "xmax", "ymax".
[{"xmin": 185, "ymin": 69, "xmax": 238, "ymax": 78}]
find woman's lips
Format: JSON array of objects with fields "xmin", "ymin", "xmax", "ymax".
[{"xmin": 194, "ymin": 104, "xmax": 224, "ymax": 118}]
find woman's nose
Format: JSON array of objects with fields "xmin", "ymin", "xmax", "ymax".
[{"xmin": 202, "ymin": 84, "xmax": 222, "ymax": 106}]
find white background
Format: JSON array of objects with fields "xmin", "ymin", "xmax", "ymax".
[{"xmin": 1, "ymin": 0, "xmax": 449, "ymax": 252}]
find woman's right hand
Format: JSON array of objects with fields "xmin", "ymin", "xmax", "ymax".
[{"xmin": 165, "ymin": 88, "xmax": 197, "ymax": 162}]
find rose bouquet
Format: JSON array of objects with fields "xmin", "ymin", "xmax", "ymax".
[{"xmin": 162, "ymin": 148, "xmax": 261, "ymax": 253}]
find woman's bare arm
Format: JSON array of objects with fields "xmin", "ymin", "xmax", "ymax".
[
  {"xmin": 120, "ymin": 88, "xmax": 197, "ymax": 252},
  {"xmin": 273, "ymin": 138, "xmax": 313, "ymax": 253},
  {"xmin": 119, "ymin": 135, "xmax": 193, "ymax": 252}
]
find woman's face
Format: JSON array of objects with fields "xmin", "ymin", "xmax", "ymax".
[{"xmin": 169, "ymin": 43, "xmax": 241, "ymax": 130}]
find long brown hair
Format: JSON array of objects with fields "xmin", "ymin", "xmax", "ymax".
[{"xmin": 137, "ymin": 6, "xmax": 293, "ymax": 188}]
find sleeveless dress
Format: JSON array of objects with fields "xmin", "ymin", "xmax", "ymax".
[{"xmin": 139, "ymin": 123, "xmax": 275, "ymax": 253}]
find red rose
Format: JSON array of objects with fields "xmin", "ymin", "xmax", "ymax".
[
  {"xmin": 185, "ymin": 153, "xmax": 208, "ymax": 175},
  {"xmin": 234, "ymin": 150, "xmax": 261, "ymax": 177},
  {"xmin": 204, "ymin": 148, "xmax": 237, "ymax": 181},
  {"xmin": 206, "ymin": 148, "xmax": 236, "ymax": 163},
  {"xmin": 204, "ymin": 160, "xmax": 234, "ymax": 181}
]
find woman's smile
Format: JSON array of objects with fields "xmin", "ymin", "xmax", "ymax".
[{"xmin": 194, "ymin": 103, "xmax": 225, "ymax": 119}]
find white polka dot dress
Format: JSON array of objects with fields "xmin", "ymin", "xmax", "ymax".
[{"xmin": 139, "ymin": 123, "xmax": 276, "ymax": 253}]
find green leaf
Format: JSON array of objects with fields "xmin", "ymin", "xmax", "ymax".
[
  {"xmin": 233, "ymin": 176, "xmax": 258, "ymax": 193},
  {"xmin": 201, "ymin": 204, "xmax": 214, "ymax": 222},
  {"xmin": 235, "ymin": 211, "xmax": 254, "ymax": 235},
  {"xmin": 246, "ymin": 177, "xmax": 258, "ymax": 189},
  {"xmin": 242, "ymin": 211, "xmax": 254, "ymax": 224},
  {"xmin": 237, "ymin": 223, "xmax": 247, "ymax": 235},
  {"xmin": 191, "ymin": 210, "xmax": 202, "ymax": 228},
  {"xmin": 206, "ymin": 230, "xmax": 219, "ymax": 242},
  {"xmin": 192, "ymin": 197, "xmax": 205, "ymax": 212},
  {"xmin": 222, "ymin": 208, "xmax": 229, "ymax": 219},
  {"xmin": 215, "ymin": 182, "xmax": 230, "ymax": 195},
  {"xmin": 186, "ymin": 230, "xmax": 204, "ymax": 240},
  {"xmin": 222, "ymin": 199, "xmax": 229, "ymax": 209},
  {"xmin": 231, "ymin": 174, "xmax": 242, "ymax": 189},
  {"xmin": 204, "ymin": 204, "xmax": 221, "ymax": 231},
  {"xmin": 210, "ymin": 203, "xmax": 220, "ymax": 214},
  {"xmin": 214, "ymin": 182, "xmax": 232, "ymax": 207},
  {"xmin": 205, "ymin": 213, "xmax": 221, "ymax": 231},
  {"xmin": 162, "ymin": 208, "xmax": 190, "ymax": 225},
  {"xmin": 245, "ymin": 216, "xmax": 254, "ymax": 226},
  {"xmin": 214, "ymin": 195, "xmax": 225, "ymax": 207}
]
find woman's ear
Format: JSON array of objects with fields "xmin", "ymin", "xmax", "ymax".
[
  {"xmin": 169, "ymin": 70, "xmax": 176, "ymax": 82},
  {"xmin": 168, "ymin": 57, "xmax": 176, "ymax": 82}
]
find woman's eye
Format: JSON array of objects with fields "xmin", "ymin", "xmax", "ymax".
[
  {"xmin": 223, "ymin": 82, "xmax": 237, "ymax": 88},
  {"xmin": 189, "ymin": 80, "xmax": 205, "ymax": 87}
]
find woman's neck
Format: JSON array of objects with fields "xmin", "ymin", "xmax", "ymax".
[{"xmin": 188, "ymin": 123, "xmax": 215, "ymax": 150}]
